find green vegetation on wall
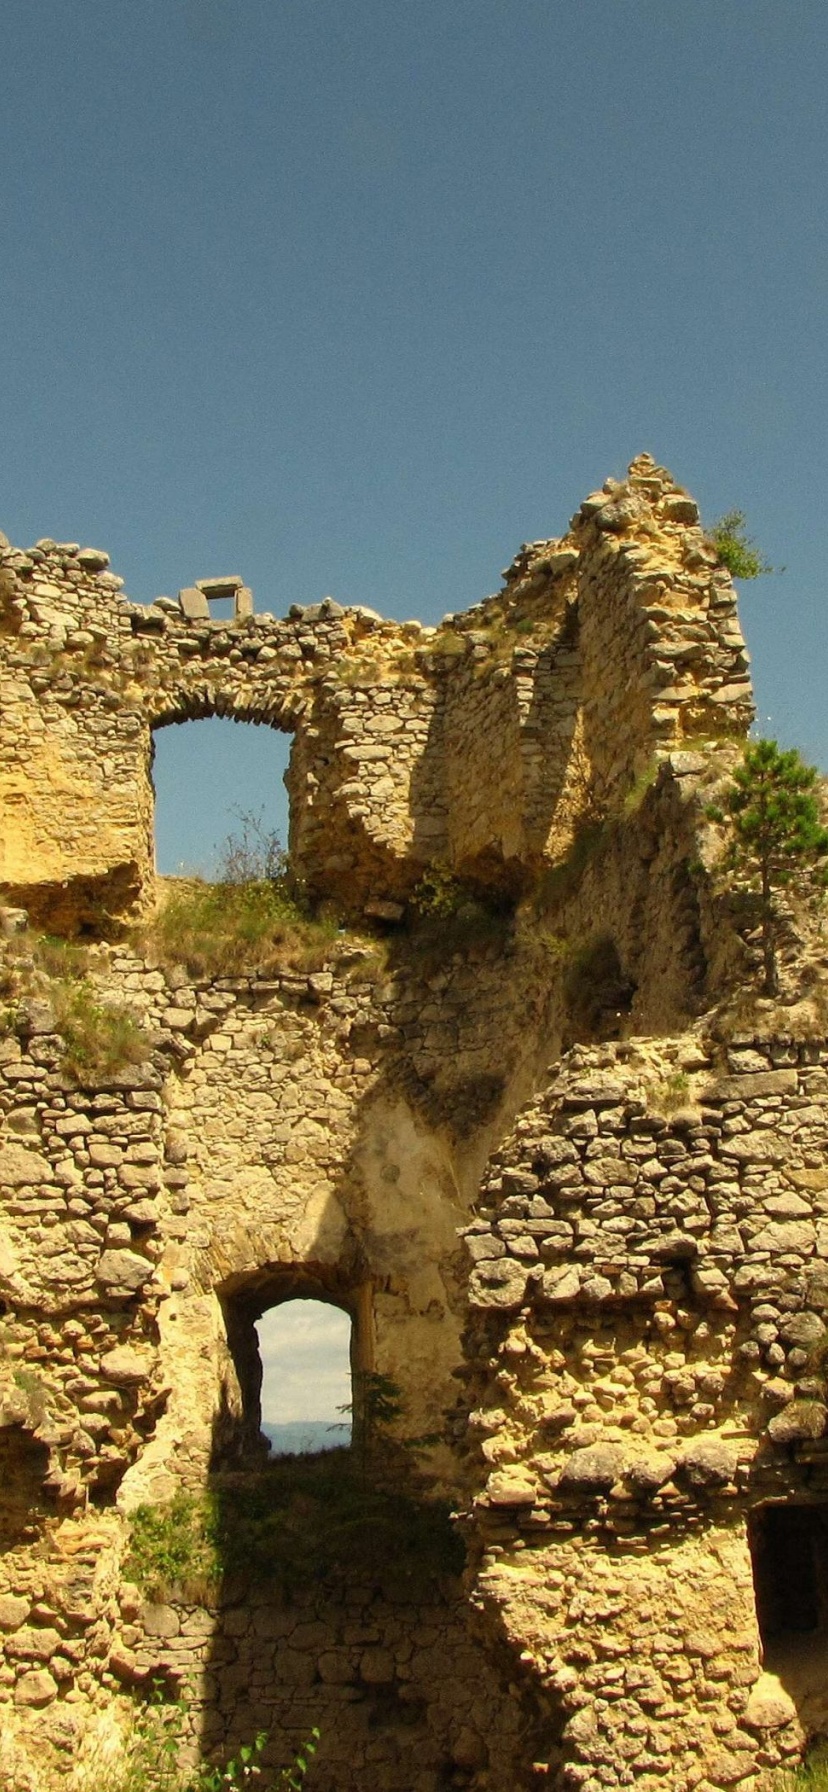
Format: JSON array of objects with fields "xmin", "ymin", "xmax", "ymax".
[
  {"xmin": 709, "ymin": 510, "xmax": 776, "ymax": 580},
  {"xmin": 709, "ymin": 738, "xmax": 828, "ymax": 995},
  {"xmin": 146, "ymin": 813, "xmax": 341, "ymax": 978},
  {"xmin": 125, "ymin": 1455, "xmax": 463, "ymax": 1604}
]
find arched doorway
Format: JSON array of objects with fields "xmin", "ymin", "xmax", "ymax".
[
  {"xmin": 217, "ymin": 1265, "xmax": 373, "ymax": 1464},
  {"xmin": 151, "ymin": 714, "xmax": 291, "ymax": 878}
]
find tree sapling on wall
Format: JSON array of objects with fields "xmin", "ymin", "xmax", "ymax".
[{"xmin": 710, "ymin": 739, "xmax": 828, "ymax": 995}]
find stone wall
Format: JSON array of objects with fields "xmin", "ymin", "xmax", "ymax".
[
  {"xmin": 114, "ymin": 1552, "xmax": 550, "ymax": 1792},
  {"xmin": 460, "ymin": 1035, "xmax": 828, "ymax": 1787},
  {"xmin": 0, "ymin": 454, "xmax": 752, "ymax": 928},
  {"xmin": 2, "ymin": 458, "xmax": 820, "ymax": 1792}
]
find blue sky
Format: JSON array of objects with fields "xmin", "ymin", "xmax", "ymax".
[{"xmin": 2, "ymin": 1, "xmax": 828, "ymax": 869}]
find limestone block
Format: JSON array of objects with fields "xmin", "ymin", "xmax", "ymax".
[
  {"xmin": 0, "ymin": 1595, "xmax": 31, "ymax": 1630},
  {"xmin": 359, "ymin": 1646, "xmax": 396, "ymax": 1683},
  {"xmin": 714, "ymin": 1070, "xmax": 798, "ymax": 1100},
  {"xmin": 767, "ymin": 1401, "xmax": 827, "ymax": 1444},
  {"xmin": 623, "ymin": 1453, "xmax": 676, "ymax": 1495},
  {"xmin": 135, "ymin": 1607, "xmax": 180, "ymax": 1645},
  {"xmin": 95, "ymin": 1249, "xmax": 153, "ymax": 1294},
  {"xmin": 778, "ymin": 1311, "xmax": 825, "ymax": 1348},
  {"xmin": 195, "ymin": 575, "xmax": 243, "ymax": 597},
  {"xmin": 750, "ymin": 1220, "xmax": 814, "ymax": 1255},
  {"xmin": 675, "ymin": 1439, "xmax": 738, "ymax": 1488},
  {"xmin": 722, "ymin": 1132, "xmax": 791, "ymax": 1166},
  {"xmin": 13, "ymin": 1668, "xmax": 58, "ymax": 1706},
  {"xmin": 99, "ymin": 1345, "xmax": 154, "ymax": 1384},
  {"xmin": 88, "ymin": 1141, "xmax": 123, "ymax": 1168},
  {"xmin": 468, "ymin": 1259, "xmax": 529, "ymax": 1310},
  {"xmin": 485, "ymin": 1472, "xmax": 539, "ymax": 1507},
  {"xmin": 541, "ymin": 1265, "xmax": 582, "ymax": 1303},
  {"xmin": 179, "ymin": 587, "xmax": 210, "ymax": 620},
  {"xmin": 6, "ymin": 1627, "xmax": 63, "ymax": 1660},
  {"xmin": 75, "ymin": 548, "xmax": 110, "ymax": 571},
  {"xmin": 0, "ymin": 1143, "xmax": 53, "ymax": 1185},
  {"xmin": 557, "ymin": 1444, "xmax": 626, "ymax": 1491},
  {"xmin": 744, "ymin": 1674, "xmax": 798, "ymax": 1730},
  {"xmin": 563, "ymin": 1077, "xmax": 628, "ymax": 1109},
  {"xmin": 465, "ymin": 1233, "xmax": 506, "ymax": 1263}
]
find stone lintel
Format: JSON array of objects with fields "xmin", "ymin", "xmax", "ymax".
[{"xmin": 195, "ymin": 576, "xmax": 244, "ymax": 598}]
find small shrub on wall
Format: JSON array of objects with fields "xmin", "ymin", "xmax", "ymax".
[
  {"xmin": 53, "ymin": 978, "xmax": 151, "ymax": 1083},
  {"xmin": 0, "ymin": 929, "xmax": 151, "ymax": 1082},
  {"xmin": 77, "ymin": 1680, "xmax": 318, "ymax": 1792},
  {"xmin": 708, "ymin": 510, "xmax": 776, "ymax": 580}
]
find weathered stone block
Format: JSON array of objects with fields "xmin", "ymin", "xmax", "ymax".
[
  {"xmin": 95, "ymin": 1248, "xmax": 152, "ymax": 1294},
  {"xmin": 557, "ymin": 1444, "xmax": 626, "ymax": 1491},
  {"xmin": 14, "ymin": 1667, "xmax": 58, "ymax": 1705},
  {"xmin": 468, "ymin": 1259, "xmax": 529, "ymax": 1310}
]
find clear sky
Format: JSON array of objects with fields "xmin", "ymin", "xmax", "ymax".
[{"xmin": 2, "ymin": 1, "xmax": 828, "ymax": 867}]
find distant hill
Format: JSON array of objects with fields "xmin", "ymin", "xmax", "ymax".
[{"xmin": 262, "ymin": 1419, "xmax": 351, "ymax": 1456}]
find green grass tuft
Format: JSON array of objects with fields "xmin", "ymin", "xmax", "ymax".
[
  {"xmin": 126, "ymin": 1456, "xmax": 463, "ymax": 1604},
  {"xmin": 54, "ymin": 978, "xmax": 151, "ymax": 1083}
]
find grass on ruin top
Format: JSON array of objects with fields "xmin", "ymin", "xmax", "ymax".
[
  {"xmin": 144, "ymin": 876, "xmax": 341, "ymax": 981},
  {"xmin": 143, "ymin": 812, "xmax": 345, "ymax": 980}
]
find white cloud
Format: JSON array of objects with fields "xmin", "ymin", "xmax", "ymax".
[{"xmin": 256, "ymin": 1299, "xmax": 352, "ymax": 1424}]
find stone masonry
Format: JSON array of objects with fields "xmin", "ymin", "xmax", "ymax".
[{"xmin": 1, "ymin": 457, "xmax": 825, "ymax": 1792}]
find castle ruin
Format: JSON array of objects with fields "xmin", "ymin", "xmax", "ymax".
[{"xmin": 1, "ymin": 455, "xmax": 826, "ymax": 1792}]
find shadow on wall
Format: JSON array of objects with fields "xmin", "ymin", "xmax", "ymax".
[
  {"xmin": 0, "ymin": 1426, "xmax": 54, "ymax": 1551},
  {"xmin": 190, "ymin": 1374, "xmax": 553, "ymax": 1789},
  {"xmin": 749, "ymin": 1501, "xmax": 828, "ymax": 1738},
  {"xmin": 119, "ymin": 1259, "xmax": 557, "ymax": 1789}
]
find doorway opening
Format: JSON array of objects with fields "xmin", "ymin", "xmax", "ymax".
[
  {"xmin": 749, "ymin": 1503, "xmax": 828, "ymax": 1646},
  {"xmin": 218, "ymin": 1268, "xmax": 370, "ymax": 1465},
  {"xmin": 257, "ymin": 1299, "xmax": 353, "ymax": 1456},
  {"xmin": 151, "ymin": 715, "xmax": 291, "ymax": 878}
]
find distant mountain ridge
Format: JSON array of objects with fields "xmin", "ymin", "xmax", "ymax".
[{"xmin": 262, "ymin": 1419, "xmax": 350, "ymax": 1456}]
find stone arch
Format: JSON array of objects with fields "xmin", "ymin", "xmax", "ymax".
[
  {"xmin": 148, "ymin": 688, "xmax": 303, "ymax": 733},
  {"xmin": 147, "ymin": 683, "xmax": 308, "ymax": 886},
  {"xmin": 214, "ymin": 1261, "xmax": 373, "ymax": 1464}
]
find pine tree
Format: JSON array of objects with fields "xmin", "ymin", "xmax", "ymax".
[{"xmin": 711, "ymin": 740, "xmax": 828, "ymax": 995}]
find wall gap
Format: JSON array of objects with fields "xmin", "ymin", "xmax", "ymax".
[
  {"xmin": 749, "ymin": 1502, "xmax": 828, "ymax": 1653},
  {"xmin": 151, "ymin": 715, "xmax": 291, "ymax": 879}
]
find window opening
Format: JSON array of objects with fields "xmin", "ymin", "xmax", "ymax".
[
  {"xmin": 257, "ymin": 1299, "xmax": 353, "ymax": 1455},
  {"xmin": 749, "ymin": 1503, "xmax": 828, "ymax": 1647},
  {"xmin": 178, "ymin": 577, "xmax": 254, "ymax": 622},
  {"xmin": 151, "ymin": 716, "xmax": 290, "ymax": 877}
]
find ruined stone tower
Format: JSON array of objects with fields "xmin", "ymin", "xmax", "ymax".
[{"xmin": 1, "ymin": 456, "xmax": 826, "ymax": 1792}]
